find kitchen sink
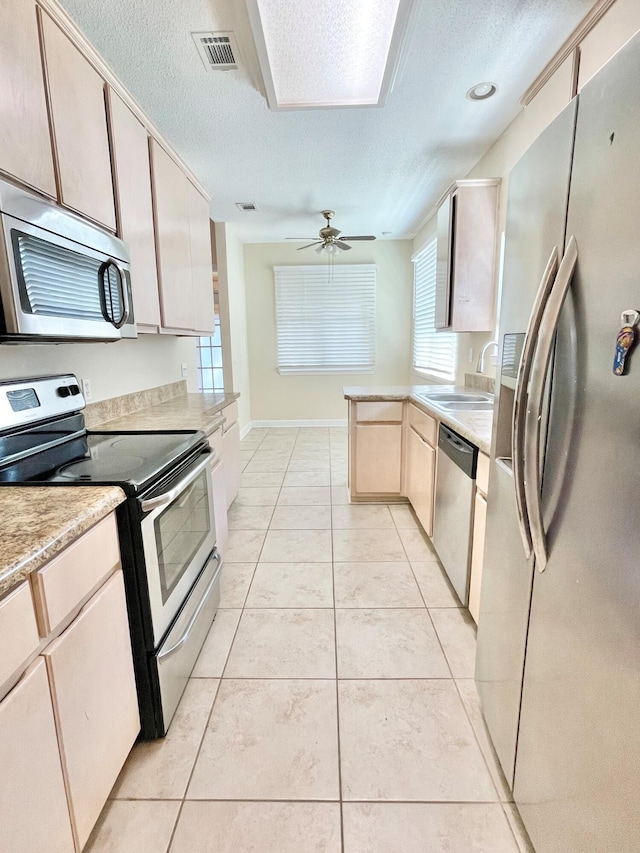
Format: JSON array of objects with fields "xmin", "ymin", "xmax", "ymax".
[
  {"xmin": 419, "ymin": 392, "xmax": 492, "ymax": 403},
  {"xmin": 437, "ymin": 401, "xmax": 494, "ymax": 411}
]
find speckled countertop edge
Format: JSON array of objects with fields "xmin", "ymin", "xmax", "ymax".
[
  {"xmin": 0, "ymin": 486, "xmax": 126, "ymax": 598},
  {"xmin": 91, "ymin": 391, "xmax": 238, "ymax": 436},
  {"xmin": 343, "ymin": 385, "xmax": 493, "ymax": 455}
]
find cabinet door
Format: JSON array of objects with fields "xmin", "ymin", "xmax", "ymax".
[
  {"xmin": 223, "ymin": 419, "xmax": 241, "ymax": 509},
  {"xmin": 354, "ymin": 424, "xmax": 402, "ymax": 495},
  {"xmin": 188, "ymin": 182, "xmax": 215, "ymax": 334},
  {"xmin": 150, "ymin": 139, "xmax": 194, "ymax": 331},
  {"xmin": 0, "ymin": 0, "xmax": 56, "ymax": 196},
  {"xmin": 108, "ymin": 90, "xmax": 161, "ymax": 328},
  {"xmin": 406, "ymin": 426, "xmax": 436, "ymax": 536},
  {"xmin": 0, "ymin": 659, "xmax": 74, "ymax": 853},
  {"xmin": 211, "ymin": 456, "xmax": 229, "ymax": 555},
  {"xmin": 44, "ymin": 570, "xmax": 139, "ymax": 850},
  {"xmin": 41, "ymin": 12, "xmax": 116, "ymax": 229},
  {"xmin": 468, "ymin": 491, "xmax": 487, "ymax": 624}
]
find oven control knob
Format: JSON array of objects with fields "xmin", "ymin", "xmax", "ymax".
[
  {"xmin": 57, "ymin": 386, "xmax": 71, "ymax": 398},
  {"xmin": 69, "ymin": 384, "xmax": 81, "ymax": 395}
]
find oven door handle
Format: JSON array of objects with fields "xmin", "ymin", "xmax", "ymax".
[
  {"xmin": 157, "ymin": 549, "xmax": 222, "ymax": 660},
  {"xmin": 140, "ymin": 453, "xmax": 212, "ymax": 512}
]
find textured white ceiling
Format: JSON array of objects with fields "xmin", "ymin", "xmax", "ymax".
[{"xmin": 59, "ymin": 0, "xmax": 594, "ymax": 242}]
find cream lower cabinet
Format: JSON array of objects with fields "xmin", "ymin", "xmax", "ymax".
[
  {"xmin": 0, "ymin": 658, "xmax": 75, "ymax": 853},
  {"xmin": 223, "ymin": 401, "xmax": 241, "ymax": 509},
  {"xmin": 209, "ymin": 424, "xmax": 229, "ymax": 554},
  {"xmin": 43, "ymin": 569, "xmax": 139, "ymax": 850},
  {"xmin": 348, "ymin": 401, "xmax": 404, "ymax": 501},
  {"xmin": 405, "ymin": 425, "xmax": 436, "ymax": 537},
  {"xmin": 468, "ymin": 451, "xmax": 490, "ymax": 624}
]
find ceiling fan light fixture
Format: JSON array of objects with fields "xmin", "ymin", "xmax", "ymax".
[{"xmin": 245, "ymin": 0, "xmax": 417, "ymax": 109}]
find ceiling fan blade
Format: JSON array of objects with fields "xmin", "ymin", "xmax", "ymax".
[
  {"xmin": 341, "ymin": 235, "xmax": 376, "ymax": 241},
  {"xmin": 286, "ymin": 237, "xmax": 316, "ymax": 241},
  {"xmin": 334, "ymin": 240, "xmax": 352, "ymax": 250},
  {"xmin": 297, "ymin": 241, "xmax": 323, "ymax": 250}
]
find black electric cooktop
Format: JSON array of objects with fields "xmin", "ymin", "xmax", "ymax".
[{"xmin": 0, "ymin": 429, "xmax": 207, "ymax": 493}]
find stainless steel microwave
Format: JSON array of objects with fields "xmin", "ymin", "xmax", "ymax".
[{"xmin": 0, "ymin": 178, "xmax": 136, "ymax": 342}]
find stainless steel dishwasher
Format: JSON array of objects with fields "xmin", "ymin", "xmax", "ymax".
[{"xmin": 432, "ymin": 424, "xmax": 478, "ymax": 605}]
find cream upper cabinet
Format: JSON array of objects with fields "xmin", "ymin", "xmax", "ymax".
[
  {"xmin": 435, "ymin": 181, "xmax": 499, "ymax": 332},
  {"xmin": 188, "ymin": 182, "xmax": 216, "ymax": 334},
  {"xmin": 108, "ymin": 89, "xmax": 161, "ymax": 328},
  {"xmin": 0, "ymin": 0, "xmax": 56, "ymax": 196},
  {"xmin": 43, "ymin": 569, "xmax": 139, "ymax": 850},
  {"xmin": 151, "ymin": 139, "xmax": 195, "ymax": 331},
  {"xmin": 41, "ymin": 11, "xmax": 116, "ymax": 230},
  {"xmin": 0, "ymin": 659, "xmax": 75, "ymax": 853}
]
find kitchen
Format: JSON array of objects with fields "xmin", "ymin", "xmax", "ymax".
[{"xmin": 0, "ymin": 0, "xmax": 640, "ymax": 850}]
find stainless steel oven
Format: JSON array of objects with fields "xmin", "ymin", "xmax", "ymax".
[
  {"xmin": 140, "ymin": 453, "xmax": 217, "ymax": 645},
  {"xmin": 0, "ymin": 374, "xmax": 223, "ymax": 738}
]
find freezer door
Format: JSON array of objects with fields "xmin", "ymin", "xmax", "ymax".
[
  {"xmin": 475, "ymin": 99, "xmax": 577, "ymax": 787},
  {"xmin": 513, "ymin": 32, "xmax": 640, "ymax": 852}
]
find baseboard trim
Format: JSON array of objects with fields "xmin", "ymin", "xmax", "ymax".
[
  {"xmin": 240, "ymin": 423, "xmax": 254, "ymax": 440},
  {"xmin": 247, "ymin": 419, "xmax": 348, "ymax": 429}
]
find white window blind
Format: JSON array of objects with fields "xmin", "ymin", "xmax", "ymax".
[
  {"xmin": 412, "ymin": 238, "xmax": 457, "ymax": 380},
  {"xmin": 275, "ymin": 264, "xmax": 376, "ymax": 374}
]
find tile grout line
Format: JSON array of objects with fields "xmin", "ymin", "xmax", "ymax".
[
  {"xmin": 167, "ymin": 426, "xmax": 283, "ymax": 850},
  {"xmin": 328, "ymin": 430, "xmax": 346, "ymax": 853}
]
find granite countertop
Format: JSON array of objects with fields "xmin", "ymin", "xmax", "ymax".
[
  {"xmin": 343, "ymin": 385, "xmax": 493, "ymax": 454},
  {"xmin": 91, "ymin": 391, "xmax": 239, "ymax": 436},
  {"xmin": 0, "ymin": 486, "xmax": 125, "ymax": 597}
]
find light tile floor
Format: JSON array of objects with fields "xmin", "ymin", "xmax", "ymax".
[{"xmin": 86, "ymin": 427, "xmax": 533, "ymax": 852}]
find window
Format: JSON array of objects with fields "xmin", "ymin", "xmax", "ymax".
[
  {"xmin": 274, "ymin": 264, "xmax": 376, "ymax": 374},
  {"xmin": 197, "ymin": 316, "xmax": 225, "ymax": 391},
  {"xmin": 412, "ymin": 238, "xmax": 457, "ymax": 380}
]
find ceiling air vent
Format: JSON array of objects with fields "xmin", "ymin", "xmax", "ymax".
[
  {"xmin": 192, "ymin": 31, "xmax": 240, "ymax": 71},
  {"xmin": 235, "ymin": 202, "xmax": 258, "ymax": 211}
]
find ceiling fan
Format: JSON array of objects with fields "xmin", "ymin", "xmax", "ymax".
[{"xmin": 286, "ymin": 210, "xmax": 376, "ymax": 253}]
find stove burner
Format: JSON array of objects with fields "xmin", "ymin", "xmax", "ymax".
[{"xmin": 58, "ymin": 455, "xmax": 146, "ymax": 478}]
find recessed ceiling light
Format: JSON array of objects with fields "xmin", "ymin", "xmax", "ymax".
[
  {"xmin": 235, "ymin": 202, "xmax": 259, "ymax": 211},
  {"xmin": 245, "ymin": 0, "xmax": 417, "ymax": 110},
  {"xmin": 466, "ymin": 82, "xmax": 497, "ymax": 101}
]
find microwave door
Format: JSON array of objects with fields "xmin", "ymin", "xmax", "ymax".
[{"xmin": 0, "ymin": 213, "xmax": 126, "ymax": 341}]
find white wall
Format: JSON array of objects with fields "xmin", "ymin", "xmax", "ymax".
[
  {"xmin": 243, "ymin": 240, "xmax": 413, "ymax": 422},
  {"xmin": 0, "ymin": 334, "xmax": 198, "ymax": 401},
  {"xmin": 216, "ymin": 222, "xmax": 251, "ymax": 430},
  {"xmin": 411, "ymin": 53, "xmax": 576, "ymax": 385}
]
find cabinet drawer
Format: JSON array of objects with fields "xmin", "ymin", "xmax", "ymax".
[
  {"xmin": 477, "ymin": 452, "xmax": 490, "ymax": 496},
  {"xmin": 0, "ymin": 581, "xmax": 40, "ymax": 691},
  {"xmin": 408, "ymin": 404, "xmax": 437, "ymax": 446},
  {"xmin": 355, "ymin": 401, "xmax": 403, "ymax": 423},
  {"xmin": 31, "ymin": 514, "xmax": 121, "ymax": 636},
  {"xmin": 222, "ymin": 400, "xmax": 239, "ymax": 430}
]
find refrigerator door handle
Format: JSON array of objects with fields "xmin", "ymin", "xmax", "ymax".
[
  {"xmin": 524, "ymin": 235, "xmax": 578, "ymax": 572},
  {"xmin": 512, "ymin": 247, "xmax": 559, "ymax": 559}
]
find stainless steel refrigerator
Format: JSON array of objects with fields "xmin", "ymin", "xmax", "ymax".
[{"xmin": 476, "ymin": 30, "xmax": 640, "ymax": 852}]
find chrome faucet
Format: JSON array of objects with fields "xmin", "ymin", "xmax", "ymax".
[{"xmin": 476, "ymin": 340, "xmax": 498, "ymax": 374}]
